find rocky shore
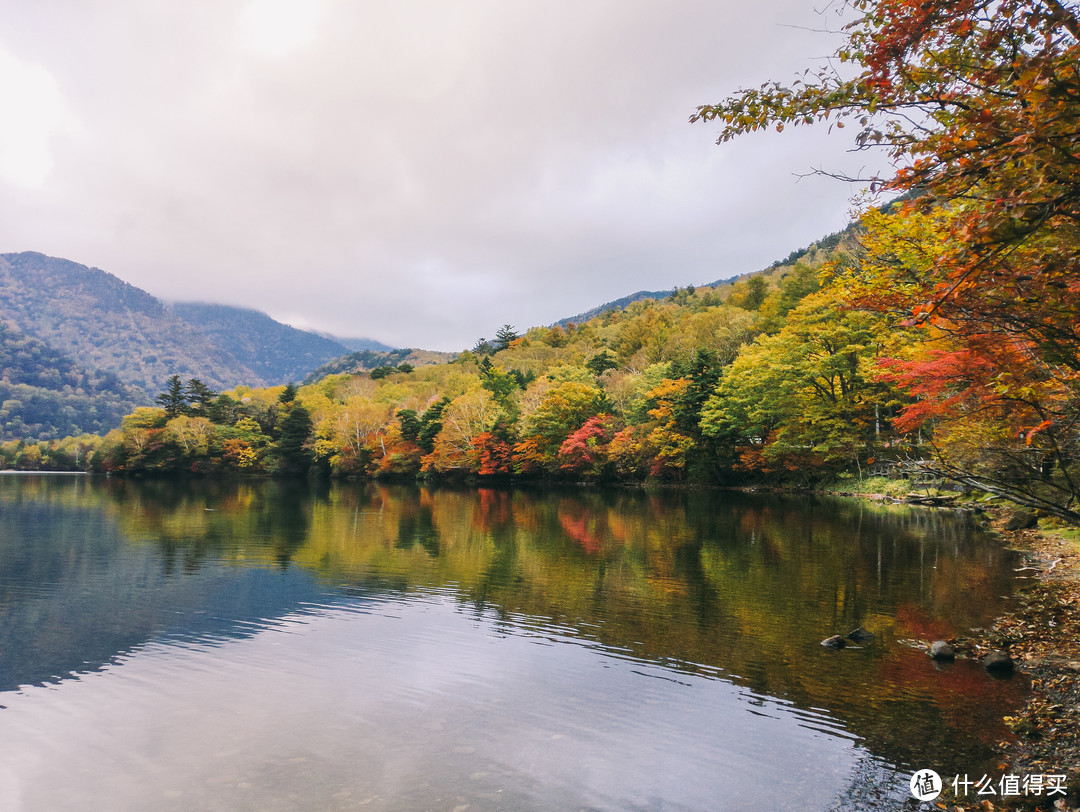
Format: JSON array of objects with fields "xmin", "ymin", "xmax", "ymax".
[{"xmin": 922, "ymin": 510, "xmax": 1080, "ymax": 811}]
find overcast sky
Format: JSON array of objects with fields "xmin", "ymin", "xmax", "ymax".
[{"xmin": 0, "ymin": 1, "xmax": 889, "ymax": 351}]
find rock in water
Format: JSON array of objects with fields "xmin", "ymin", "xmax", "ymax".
[
  {"xmin": 846, "ymin": 627, "xmax": 874, "ymax": 644},
  {"xmin": 929, "ymin": 641, "xmax": 955, "ymax": 661},
  {"xmin": 983, "ymin": 650, "xmax": 1015, "ymax": 673},
  {"xmin": 821, "ymin": 635, "xmax": 847, "ymax": 649}
]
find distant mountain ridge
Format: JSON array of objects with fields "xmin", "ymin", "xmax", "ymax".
[
  {"xmin": 552, "ymin": 227, "xmax": 850, "ymax": 327},
  {"xmin": 312, "ymin": 331, "xmax": 395, "ymax": 353},
  {"xmin": 0, "ymin": 252, "xmax": 394, "ymax": 390},
  {"xmin": 553, "ymin": 276, "xmax": 743, "ymax": 329},
  {"xmin": 0, "ymin": 251, "xmax": 397, "ymax": 440},
  {"xmin": 0, "ymin": 252, "xmax": 259, "ymax": 393},
  {"xmin": 303, "ymin": 347, "xmax": 456, "ymax": 384},
  {"xmin": 552, "ymin": 288, "xmax": 679, "ymax": 328},
  {"xmin": 170, "ymin": 302, "xmax": 358, "ymax": 386}
]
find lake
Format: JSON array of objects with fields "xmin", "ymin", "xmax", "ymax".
[{"xmin": 0, "ymin": 475, "xmax": 1026, "ymax": 811}]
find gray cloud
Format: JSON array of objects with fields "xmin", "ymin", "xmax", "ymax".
[{"xmin": 0, "ymin": 1, "xmax": 890, "ymax": 350}]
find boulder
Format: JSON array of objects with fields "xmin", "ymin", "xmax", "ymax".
[
  {"xmin": 929, "ymin": 641, "xmax": 955, "ymax": 661},
  {"xmin": 846, "ymin": 627, "xmax": 874, "ymax": 644},
  {"xmin": 1004, "ymin": 510, "xmax": 1038, "ymax": 531},
  {"xmin": 821, "ymin": 635, "xmax": 847, "ymax": 649},
  {"xmin": 983, "ymin": 650, "xmax": 1015, "ymax": 673}
]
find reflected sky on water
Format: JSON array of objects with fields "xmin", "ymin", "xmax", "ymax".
[{"xmin": 0, "ymin": 475, "xmax": 1028, "ymax": 811}]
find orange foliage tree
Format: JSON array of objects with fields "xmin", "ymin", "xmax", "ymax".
[{"xmin": 695, "ymin": 0, "xmax": 1080, "ymax": 517}]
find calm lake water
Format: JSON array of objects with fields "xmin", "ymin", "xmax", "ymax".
[{"xmin": 0, "ymin": 475, "xmax": 1027, "ymax": 811}]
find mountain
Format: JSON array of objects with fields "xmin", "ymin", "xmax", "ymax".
[
  {"xmin": 0, "ymin": 252, "xmax": 259, "ymax": 393},
  {"xmin": 552, "ymin": 288, "xmax": 677, "ymax": 328},
  {"xmin": 302, "ymin": 348, "xmax": 456, "ymax": 384},
  {"xmin": 551, "ymin": 227, "xmax": 851, "ymax": 327},
  {"xmin": 0, "ymin": 251, "xmax": 397, "ymax": 394},
  {"xmin": 0, "ymin": 320, "xmax": 143, "ymax": 440},
  {"xmin": 170, "ymin": 302, "xmax": 358, "ymax": 385},
  {"xmin": 313, "ymin": 332, "xmax": 396, "ymax": 353},
  {"xmin": 0, "ymin": 251, "xmax": 406, "ymax": 439}
]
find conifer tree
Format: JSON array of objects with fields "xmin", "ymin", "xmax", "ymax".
[
  {"xmin": 184, "ymin": 379, "xmax": 217, "ymax": 413},
  {"xmin": 494, "ymin": 325, "xmax": 519, "ymax": 351},
  {"xmin": 155, "ymin": 375, "xmax": 185, "ymax": 419},
  {"xmin": 275, "ymin": 403, "xmax": 313, "ymax": 475}
]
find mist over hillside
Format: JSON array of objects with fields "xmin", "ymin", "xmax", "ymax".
[{"xmin": 0, "ymin": 252, "xmax": 395, "ymax": 440}]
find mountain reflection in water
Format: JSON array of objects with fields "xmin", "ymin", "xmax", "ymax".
[{"xmin": 0, "ymin": 475, "xmax": 1027, "ymax": 811}]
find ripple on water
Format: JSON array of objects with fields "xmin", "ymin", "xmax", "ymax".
[{"xmin": 0, "ymin": 477, "xmax": 1028, "ymax": 811}]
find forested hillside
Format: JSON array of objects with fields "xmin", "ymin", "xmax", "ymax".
[
  {"xmin": 316, "ymin": 333, "xmax": 396, "ymax": 353},
  {"xmin": 170, "ymin": 302, "xmax": 355, "ymax": 385},
  {"xmin": 690, "ymin": 0, "xmax": 1080, "ymax": 520},
  {"xmin": 0, "ymin": 322, "xmax": 142, "ymax": 441},
  {"xmin": 303, "ymin": 348, "xmax": 456, "ymax": 382},
  {"xmin": 7, "ymin": 233, "xmax": 863, "ymax": 471},
  {"xmin": 0, "ymin": 252, "xmax": 399, "ymax": 441},
  {"xmin": 80, "ymin": 229, "xmax": 881, "ymax": 484},
  {"xmin": 551, "ymin": 228, "xmax": 848, "ymax": 328},
  {"xmin": 0, "ymin": 253, "xmax": 259, "ymax": 392},
  {"xmin": 552, "ymin": 288, "xmax": 680, "ymax": 328},
  {"xmin": 0, "ymin": 239, "xmax": 838, "ymax": 453}
]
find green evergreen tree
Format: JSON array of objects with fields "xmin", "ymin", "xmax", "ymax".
[
  {"xmin": 155, "ymin": 375, "xmax": 186, "ymax": 419},
  {"xmin": 672, "ymin": 349, "xmax": 722, "ymax": 437},
  {"xmin": 417, "ymin": 397, "xmax": 451, "ymax": 453},
  {"xmin": 397, "ymin": 409, "xmax": 421, "ymax": 442},
  {"xmin": 743, "ymin": 276, "xmax": 768, "ymax": 311},
  {"xmin": 184, "ymin": 378, "xmax": 217, "ymax": 414},
  {"xmin": 208, "ymin": 393, "xmax": 239, "ymax": 425},
  {"xmin": 275, "ymin": 403, "xmax": 313, "ymax": 475},
  {"xmin": 480, "ymin": 366, "xmax": 519, "ymax": 405},
  {"xmin": 494, "ymin": 324, "xmax": 519, "ymax": 351},
  {"xmin": 472, "ymin": 337, "xmax": 495, "ymax": 356},
  {"xmin": 585, "ymin": 350, "xmax": 618, "ymax": 377},
  {"xmin": 509, "ymin": 368, "xmax": 535, "ymax": 389}
]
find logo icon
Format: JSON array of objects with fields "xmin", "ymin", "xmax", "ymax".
[{"xmin": 910, "ymin": 769, "xmax": 942, "ymax": 801}]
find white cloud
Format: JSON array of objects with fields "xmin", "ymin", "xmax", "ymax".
[
  {"xmin": 236, "ymin": 0, "xmax": 326, "ymax": 59},
  {"xmin": 0, "ymin": 1, "xmax": 890, "ymax": 350},
  {"xmin": 0, "ymin": 43, "xmax": 74, "ymax": 188}
]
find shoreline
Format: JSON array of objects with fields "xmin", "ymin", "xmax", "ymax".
[
  {"xmin": 963, "ymin": 512, "xmax": 1080, "ymax": 810},
  {"xmin": 794, "ymin": 479, "xmax": 1080, "ymax": 809},
  {"xmin": 841, "ymin": 490, "xmax": 1080, "ymax": 811}
]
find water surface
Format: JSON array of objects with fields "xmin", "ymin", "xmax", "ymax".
[{"xmin": 0, "ymin": 476, "xmax": 1026, "ymax": 810}]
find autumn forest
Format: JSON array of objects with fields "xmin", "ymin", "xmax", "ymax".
[{"xmin": 6, "ymin": 0, "xmax": 1080, "ymax": 525}]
